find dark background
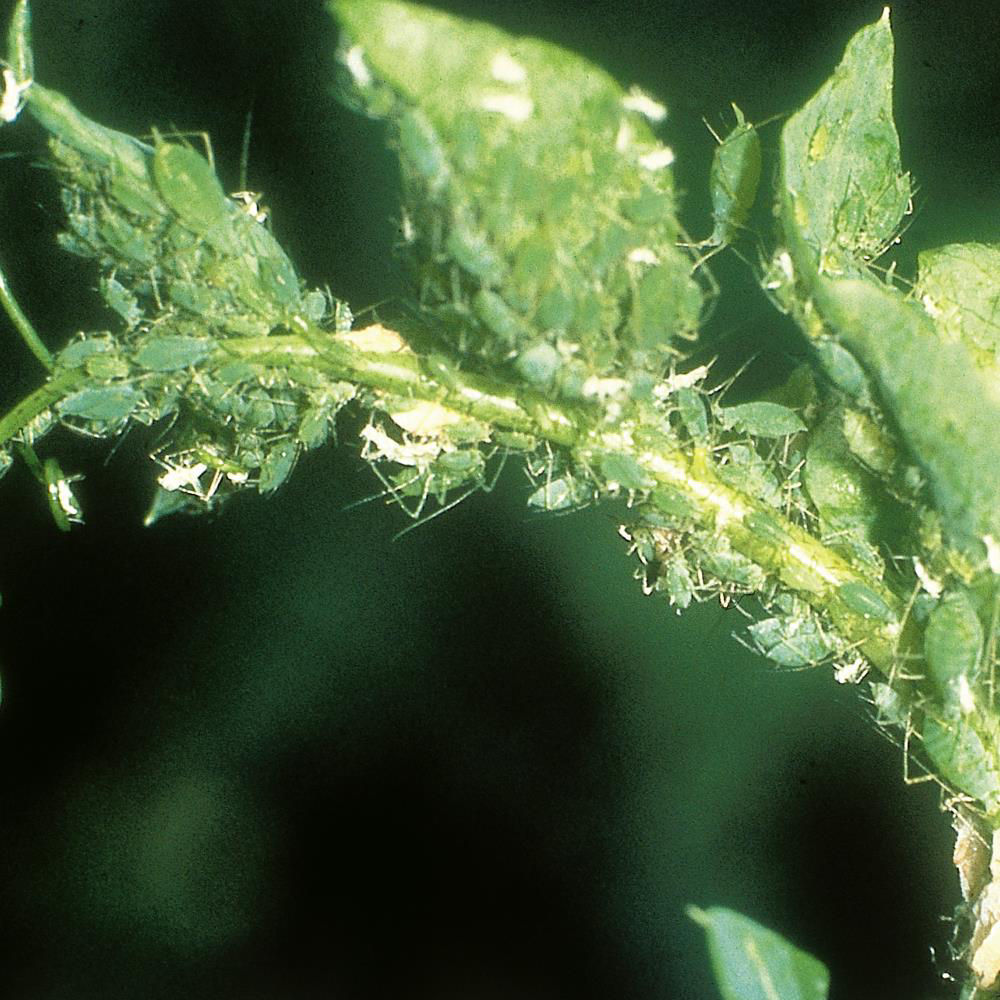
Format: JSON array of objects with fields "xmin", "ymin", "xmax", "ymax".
[{"xmin": 1, "ymin": 1, "xmax": 998, "ymax": 997}]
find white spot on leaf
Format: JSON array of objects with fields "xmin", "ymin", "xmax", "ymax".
[
  {"xmin": 622, "ymin": 87, "xmax": 667, "ymax": 122},
  {"xmin": 638, "ymin": 145, "xmax": 675, "ymax": 171},
  {"xmin": 480, "ymin": 93, "xmax": 534, "ymax": 122},
  {"xmin": 490, "ymin": 51, "xmax": 527, "ymax": 84}
]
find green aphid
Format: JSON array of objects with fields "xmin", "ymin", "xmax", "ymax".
[
  {"xmin": 134, "ymin": 337, "xmax": 212, "ymax": 373},
  {"xmin": 836, "ymin": 580, "xmax": 896, "ymax": 624},
  {"xmin": 813, "ymin": 339, "xmax": 870, "ymax": 399},
  {"xmin": 841, "ymin": 408, "xmax": 895, "ymax": 474},
  {"xmin": 717, "ymin": 444, "xmax": 782, "ymax": 507},
  {"xmin": 924, "ymin": 589, "xmax": 984, "ymax": 700},
  {"xmin": 431, "ymin": 448, "xmax": 486, "ymax": 491},
  {"xmin": 398, "ymin": 107, "xmax": 450, "ymax": 194},
  {"xmin": 168, "ymin": 279, "xmax": 223, "ymax": 318},
  {"xmin": 527, "ymin": 474, "xmax": 588, "ymax": 512},
  {"xmin": 100, "ymin": 275, "xmax": 141, "ymax": 326},
  {"xmin": 58, "ymin": 385, "xmax": 140, "ymax": 424},
  {"xmin": 58, "ymin": 335, "xmax": 115, "ymax": 369},
  {"xmin": 258, "ymin": 440, "xmax": 298, "ymax": 494},
  {"xmin": 474, "ymin": 289, "xmax": 524, "ymax": 347},
  {"xmin": 662, "ymin": 553, "xmax": 695, "ymax": 609},
  {"xmin": 242, "ymin": 222, "xmax": 302, "ymax": 310},
  {"xmin": 707, "ymin": 104, "xmax": 761, "ymax": 248},
  {"xmin": 922, "ymin": 708, "xmax": 1000, "ymax": 817},
  {"xmin": 152, "ymin": 136, "xmax": 234, "ymax": 251},
  {"xmin": 675, "ymin": 387, "xmax": 709, "ymax": 442},
  {"xmin": 748, "ymin": 613, "xmax": 835, "ymax": 668},
  {"xmin": 447, "ymin": 213, "xmax": 505, "ymax": 285},
  {"xmin": 694, "ymin": 534, "xmax": 767, "ymax": 589},
  {"xmin": 515, "ymin": 342, "xmax": 560, "ymax": 387},
  {"xmin": 718, "ymin": 401, "xmax": 805, "ymax": 438},
  {"xmin": 599, "ymin": 452, "xmax": 654, "ymax": 492}
]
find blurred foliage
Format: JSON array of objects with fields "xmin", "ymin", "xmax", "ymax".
[{"xmin": 4, "ymin": 1, "xmax": 1000, "ymax": 998}]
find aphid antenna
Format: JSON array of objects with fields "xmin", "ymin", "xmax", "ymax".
[
  {"xmin": 238, "ymin": 105, "xmax": 255, "ymax": 194},
  {"xmin": 392, "ymin": 482, "xmax": 479, "ymax": 541},
  {"xmin": 149, "ymin": 125, "xmax": 216, "ymax": 168}
]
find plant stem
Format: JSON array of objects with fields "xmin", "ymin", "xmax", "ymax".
[
  {"xmin": 0, "ymin": 366, "xmax": 83, "ymax": 446},
  {"xmin": 0, "ymin": 258, "xmax": 54, "ymax": 372},
  {"xmin": 1, "ymin": 325, "xmax": 913, "ymax": 687}
]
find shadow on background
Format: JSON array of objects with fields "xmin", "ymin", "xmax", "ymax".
[{"xmin": 1, "ymin": 1, "xmax": 997, "ymax": 997}]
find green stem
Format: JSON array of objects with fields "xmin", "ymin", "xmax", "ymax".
[
  {"xmin": 220, "ymin": 330, "xmax": 910, "ymax": 681},
  {"xmin": 0, "ymin": 367, "xmax": 84, "ymax": 446},
  {"xmin": 0, "ymin": 258, "xmax": 54, "ymax": 371},
  {"xmin": 1, "ymin": 326, "xmax": 911, "ymax": 687}
]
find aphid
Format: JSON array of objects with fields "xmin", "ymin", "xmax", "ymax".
[
  {"xmin": 15, "ymin": 444, "xmax": 83, "ymax": 531},
  {"xmin": 697, "ymin": 104, "xmax": 762, "ymax": 261},
  {"xmin": 675, "ymin": 386, "xmax": 709, "ymax": 442},
  {"xmin": 398, "ymin": 107, "xmax": 450, "ymax": 194},
  {"xmin": 257, "ymin": 439, "xmax": 299, "ymax": 494},
  {"xmin": 924, "ymin": 589, "xmax": 984, "ymax": 703},
  {"xmin": 747, "ymin": 612, "xmax": 835, "ymax": 668},
  {"xmin": 151, "ymin": 133, "xmax": 233, "ymax": 249},
  {"xmin": 717, "ymin": 401, "xmax": 805, "ymax": 439},
  {"xmin": 921, "ymin": 708, "xmax": 1000, "ymax": 817},
  {"xmin": 134, "ymin": 336, "xmax": 213, "ymax": 373},
  {"xmin": 58, "ymin": 385, "xmax": 140, "ymax": 425},
  {"xmin": 43, "ymin": 457, "xmax": 83, "ymax": 531},
  {"xmin": 836, "ymin": 580, "xmax": 897, "ymax": 625}
]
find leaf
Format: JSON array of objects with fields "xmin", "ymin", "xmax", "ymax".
[
  {"xmin": 718, "ymin": 402, "xmax": 805, "ymax": 438},
  {"xmin": 812, "ymin": 276, "xmax": 1000, "ymax": 548},
  {"xmin": 689, "ymin": 906, "xmax": 829, "ymax": 1000},
  {"xmin": 916, "ymin": 242, "xmax": 1000, "ymax": 366},
  {"xmin": 779, "ymin": 8, "xmax": 910, "ymax": 269},
  {"xmin": 330, "ymin": 0, "xmax": 702, "ymax": 385}
]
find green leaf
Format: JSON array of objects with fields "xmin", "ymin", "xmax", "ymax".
[
  {"xmin": 812, "ymin": 276, "xmax": 1000, "ymax": 548},
  {"xmin": 331, "ymin": 0, "xmax": 702, "ymax": 384},
  {"xmin": 718, "ymin": 402, "xmax": 805, "ymax": 438},
  {"xmin": 689, "ymin": 906, "xmax": 829, "ymax": 1000},
  {"xmin": 779, "ymin": 8, "xmax": 909, "ymax": 269},
  {"xmin": 916, "ymin": 242, "xmax": 1000, "ymax": 366}
]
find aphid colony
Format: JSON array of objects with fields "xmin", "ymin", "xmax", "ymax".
[
  {"xmin": 0, "ymin": 83, "xmax": 367, "ymax": 519},
  {"xmin": 335, "ymin": 0, "xmax": 703, "ymax": 399}
]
